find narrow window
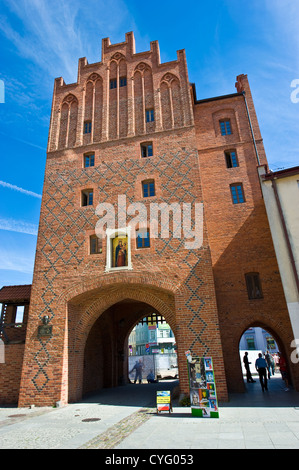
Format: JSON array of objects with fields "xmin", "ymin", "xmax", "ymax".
[
  {"xmin": 110, "ymin": 79, "xmax": 117, "ymax": 89},
  {"xmin": 230, "ymin": 183, "xmax": 245, "ymax": 204},
  {"xmin": 141, "ymin": 142, "xmax": 153, "ymax": 158},
  {"xmin": 225, "ymin": 150, "xmax": 239, "ymax": 168},
  {"xmin": 245, "ymin": 273, "xmax": 263, "ymax": 299},
  {"xmin": 84, "ymin": 121, "xmax": 92, "ymax": 134},
  {"xmin": 142, "ymin": 180, "xmax": 155, "ymax": 198},
  {"xmin": 14, "ymin": 306, "xmax": 25, "ymax": 324},
  {"xmin": 90, "ymin": 235, "xmax": 102, "ymax": 254},
  {"xmin": 81, "ymin": 189, "xmax": 93, "ymax": 207},
  {"xmin": 220, "ymin": 119, "xmax": 232, "ymax": 136},
  {"xmin": 84, "ymin": 153, "xmax": 95, "ymax": 168},
  {"xmin": 146, "ymin": 109, "xmax": 155, "ymax": 123},
  {"xmin": 136, "ymin": 229, "xmax": 150, "ymax": 248},
  {"xmin": 119, "ymin": 77, "xmax": 127, "ymax": 87},
  {"xmin": 246, "ymin": 336, "xmax": 256, "ymax": 350}
]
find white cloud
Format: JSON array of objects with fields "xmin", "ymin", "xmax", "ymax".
[
  {"xmin": 0, "ymin": 0, "xmax": 81, "ymax": 82},
  {"xmin": 0, "ymin": 217, "xmax": 38, "ymax": 235},
  {"xmin": 0, "ymin": 0, "xmax": 131, "ymax": 84},
  {"xmin": 264, "ymin": 0, "xmax": 299, "ymax": 67},
  {"xmin": 0, "ymin": 247, "xmax": 34, "ymax": 274},
  {"xmin": 0, "ymin": 180, "xmax": 42, "ymax": 199}
]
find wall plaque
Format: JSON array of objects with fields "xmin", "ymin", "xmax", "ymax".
[{"xmin": 38, "ymin": 325, "xmax": 52, "ymax": 337}]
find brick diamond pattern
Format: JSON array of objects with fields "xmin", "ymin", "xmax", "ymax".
[{"xmin": 32, "ymin": 150, "xmax": 207, "ymax": 391}]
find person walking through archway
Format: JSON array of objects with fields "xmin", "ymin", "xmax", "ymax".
[
  {"xmin": 265, "ymin": 350, "xmax": 273, "ymax": 379},
  {"xmin": 243, "ymin": 352, "xmax": 256, "ymax": 383},
  {"xmin": 255, "ymin": 353, "xmax": 268, "ymax": 392}
]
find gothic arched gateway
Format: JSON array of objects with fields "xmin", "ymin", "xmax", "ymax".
[{"xmin": 1, "ymin": 32, "xmax": 298, "ymax": 408}]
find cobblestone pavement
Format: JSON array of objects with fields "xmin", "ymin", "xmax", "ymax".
[
  {"xmin": 1, "ymin": 377, "xmax": 299, "ymax": 449},
  {"xmin": 0, "ymin": 381, "xmax": 174, "ymax": 449},
  {"xmin": 80, "ymin": 408, "xmax": 154, "ymax": 449}
]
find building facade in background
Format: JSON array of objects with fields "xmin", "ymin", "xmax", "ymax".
[
  {"xmin": 128, "ymin": 318, "xmax": 176, "ymax": 356},
  {"xmin": 258, "ymin": 165, "xmax": 299, "ymax": 345},
  {"xmin": 239, "ymin": 327, "xmax": 279, "ymax": 352},
  {"xmin": 0, "ymin": 32, "xmax": 298, "ymax": 406}
]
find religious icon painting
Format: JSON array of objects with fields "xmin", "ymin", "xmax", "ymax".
[{"xmin": 112, "ymin": 235, "xmax": 128, "ymax": 268}]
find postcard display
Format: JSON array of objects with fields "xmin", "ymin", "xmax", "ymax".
[{"xmin": 187, "ymin": 354, "xmax": 219, "ymax": 418}]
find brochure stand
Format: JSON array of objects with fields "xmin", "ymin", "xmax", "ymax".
[{"xmin": 186, "ymin": 352, "xmax": 219, "ymax": 418}]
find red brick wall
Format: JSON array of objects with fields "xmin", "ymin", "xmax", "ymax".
[
  {"xmin": 17, "ymin": 33, "xmax": 227, "ymax": 406},
  {"xmin": 194, "ymin": 75, "xmax": 298, "ymax": 391},
  {"xmin": 13, "ymin": 35, "xmax": 297, "ymax": 408},
  {"xmin": 18, "ymin": 124, "xmax": 228, "ymax": 405},
  {"xmin": 0, "ymin": 345, "xmax": 25, "ymax": 404}
]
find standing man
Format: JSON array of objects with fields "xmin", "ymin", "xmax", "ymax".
[
  {"xmin": 264, "ymin": 350, "xmax": 273, "ymax": 379},
  {"xmin": 130, "ymin": 359, "xmax": 143, "ymax": 384},
  {"xmin": 243, "ymin": 352, "xmax": 255, "ymax": 383},
  {"xmin": 255, "ymin": 353, "xmax": 268, "ymax": 392}
]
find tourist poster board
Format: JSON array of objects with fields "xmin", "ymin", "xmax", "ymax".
[
  {"xmin": 156, "ymin": 390, "xmax": 172, "ymax": 414},
  {"xmin": 186, "ymin": 352, "xmax": 219, "ymax": 418}
]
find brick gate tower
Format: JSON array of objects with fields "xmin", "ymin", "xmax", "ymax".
[
  {"xmin": 12, "ymin": 32, "xmax": 297, "ymax": 407},
  {"xmin": 17, "ymin": 32, "xmax": 227, "ymax": 406}
]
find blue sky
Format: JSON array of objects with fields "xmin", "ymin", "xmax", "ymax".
[{"xmin": 0, "ymin": 0, "xmax": 298, "ymax": 289}]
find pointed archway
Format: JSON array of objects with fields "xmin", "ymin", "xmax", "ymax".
[
  {"xmin": 237, "ymin": 322, "xmax": 292, "ymax": 394},
  {"xmin": 67, "ymin": 284, "xmax": 176, "ymax": 403}
]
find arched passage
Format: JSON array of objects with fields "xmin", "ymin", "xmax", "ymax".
[
  {"xmin": 238, "ymin": 322, "xmax": 291, "ymax": 392},
  {"xmin": 127, "ymin": 314, "xmax": 178, "ymax": 384},
  {"xmin": 67, "ymin": 283, "xmax": 176, "ymax": 403},
  {"xmin": 222, "ymin": 314, "xmax": 296, "ymax": 394}
]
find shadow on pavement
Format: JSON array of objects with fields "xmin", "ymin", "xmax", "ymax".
[
  {"xmin": 221, "ymin": 374, "xmax": 299, "ymax": 408},
  {"xmin": 80, "ymin": 375, "xmax": 299, "ymax": 410},
  {"xmin": 80, "ymin": 379, "xmax": 179, "ymax": 408}
]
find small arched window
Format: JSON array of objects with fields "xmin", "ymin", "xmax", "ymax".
[
  {"xmin": 136, "ymin": 228, "xmax": 150, "ymax": 249},
  {"xmin": 89, "ymin": 235, "xmax": 102, "ymax": 255},
  {"xmin": 141, "ymin": 142, "xmax": 153, "ymax": 158},
  {"xmin": 219, "ymin": 119, "xmax": 232, "ymax": 135},
  {"xmin": 142, "ymin": 180, "xmax": 155, "ymax": 198},
  {"xmin": 230, "ymin": 183, "xmax": 245, "ymax": 204},
  {"xmin": 81, "ymin": 189, "xmax": 93, "ymax": 207},
  {"xmin": 225, "ymin": 150, "xmax": 239, "ymax": 168}
]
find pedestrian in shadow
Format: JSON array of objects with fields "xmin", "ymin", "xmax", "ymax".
[
  {"xmin": 243, "ymin": 352, "xmax": 256, "ymax": 383},
  {"xmin": 270, "ymin": 353, "xmax": 275, "ymax": 375},
  {"xmin": 255, "ymin": 353, "xmax": 268, "ymax": 392},
  {"xmin": 147, "ymin": 370, "xmax": 157, "ymax": 383},
  {"xmin": 130, "ymin": 359, "xmax": 143, "ymax": 384},
  {"xmin": 278, "ymin": 352, "xmax": 289, "ymax": 391},
  {"xmin": 265, "ymin": 350, "xmax": 272, "ymax": 379}
]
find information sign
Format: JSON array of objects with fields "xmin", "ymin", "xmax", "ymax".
[{"xmin": 156, "ymin": 390, "xmax": 172, "ymax": 414}]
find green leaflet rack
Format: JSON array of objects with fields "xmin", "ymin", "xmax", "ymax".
[{"xmin": 186, "ymin": 353, "xmax": 219, "ymax": 418}]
